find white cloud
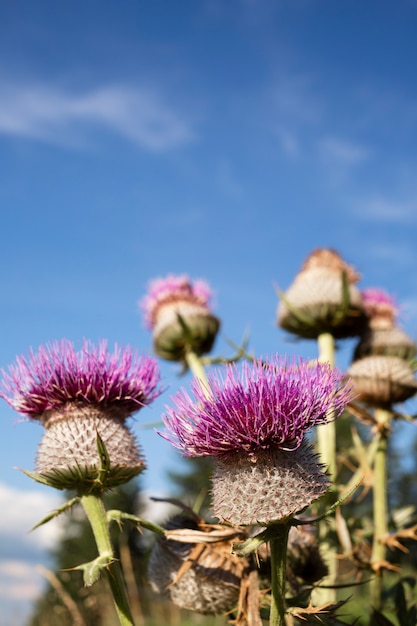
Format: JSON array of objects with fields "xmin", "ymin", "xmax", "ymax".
[
  {"xmin": 354, "ymin": 196, "xmax": 417, "ymax": 222},
  {"xmin": 318, "ymin": 136, "xmax": 370, "ymax": 165},
  {"xmin": 262, "ymin": 73, "xmax": 323, "ymax": 156},
  {"xmin": 0, "ymin": 483, "xmax": 175, "ymax": 622},
  {"xmin": 400, "ymin": 297, "xmax": 417, "ymax": 326},
  {"xmin": 0, "ymin": 482, "xmax": 63, "ymax": 553},
  {"xmin": 0, "ymin": 483, "xmax": 65, "ymax": 625},
  {"xmin": 365, "ymin": 242, "xmax": 415, "ymax": 266},
  {"xmin": 0, "ymin": 82, "xmax": 195, "ymax": 151},
  {"xmin": 0, "ymin": 561, "xmax": 43, "ymax": 601}
]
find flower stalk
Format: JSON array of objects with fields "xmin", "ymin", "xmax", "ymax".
[
  {"xmin": 80, "ymin": 493, "xmax": 136, "ymax": 626},
  {"xmin": 269, "ymin": 522, "xmax": 291, "ymax": 626},
  {"xmin": 370, "ymin": 407, "xmax": 391, "ymax": 610},
  {"xmin": 315, "ymin": 332, "xmax": 337, "ymax": 607},
  {"xmin": 316, "ymin": 332, "xmax": 337, "ymax": 478},
  {"xmin": 184, "ymin": 348, "xmax": 211, "ymax": 397}
]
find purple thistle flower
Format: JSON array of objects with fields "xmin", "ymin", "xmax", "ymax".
[
  {"xmin": 140, "ymin": 274, "xmax": 213, "ymax": 330},
  {"xmin": 1, "ymin": 339, "xmax": 162, "ymax": 419},
  {"xmin": 361, "ymin": 288, "xmax": 399, "ymax": 321},
  {"xmin": 353, "ymin": 288, "xmax": 416, "ymax": 361},
  {"xmin": 162, "ymin": 356, "xmax": 352, "ymax": 525},
  {"xmin": 1, "ymin": 340, "xmax": 162, "ymax": 492},
  {"xmin": 161, "ymin": 356, "xmax": 352, "ymax": 458}
]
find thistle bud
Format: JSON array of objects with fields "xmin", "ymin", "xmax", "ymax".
[
  {"xmin": 347, "ymin": 355, "xmax": 417, "ymax": 408},
  {"xmin": 278, "ymin": 248, "xmax": 366, "ymax": 339},
  {"xmin": 140, "ymin": 274, "xmax": 220, "ymax": 362}
]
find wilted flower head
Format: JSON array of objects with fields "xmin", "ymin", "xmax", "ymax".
[
  {"xmin": 277, "ymin": 248, "xmax": 366, "ymax": 339},
  {"xmin": 148, "ymin": 512, "xmax": 249, "ymax": 615},
  {"xmin": 161, "ymin": 356, "xmax": 352, "ymax": 525},
  {"xmin": 140, "ymin": 274, "xmax": 220, "ymax": 362},
  {"xmin": 1, "ymin": 340, "xmax": 162, "ymax": 491}
]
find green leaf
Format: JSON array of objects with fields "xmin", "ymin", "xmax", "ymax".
[
  {"xmin": 106, "ymin": 509, "xmax": 166, "ymax": 536},
  {"xmin": 275, "ymin": 286, "xmax": 315, "ymax": 325},
  {"xmin": 371, "ymin": 610, "xmax": 397, "ymax": 626},
  {"xmin": 394, "ymin": 580, "xmax": 408, "ymax": 626},
  {"xmin": 293, "ymin": 479, "xmax": 362, "ymax": 526},
  {"xmin": 338, "ymin": 270, "xmax": 351, "ymax": 318},
  {"xmin": 31, "ymin": 496, "xmax": 80, "ymax": 530},
  {"xmin": 176, "ymin": 312, "xmax": 194, "ymax": 345},
  {"xmin": 95, "ymin": 432, "xmax": 111, "ymax": 480},
  {"xmin": 72, "ymin": 554, "xmax": 114, "ymax": 587},
  {"xmin": 21, "ymin": 468, "xmax": 64, "ymax": 489}
]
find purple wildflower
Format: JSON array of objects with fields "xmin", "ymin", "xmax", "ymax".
[
  {"xmin": 140, "ymin": 274, "xmax": 213, "ymax": 330},
  {"xmin": 161, "ymin": 356, "xmax": 352, "ymax": 458},
  {"xmin": 361, "ymin": 288, "xmax": 399, "ymax": 318},
  {"xmin": 1, "ymin": 339, "xmax": 162, "ymax": 419}
]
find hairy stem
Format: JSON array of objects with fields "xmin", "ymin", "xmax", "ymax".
[
  {"xmin": 80, "ymin": 493, "xmax": 136, "ymax": 626},
  {"xmin": 269, "ymin": 522, "xmax": 290, "ymax": 626}
]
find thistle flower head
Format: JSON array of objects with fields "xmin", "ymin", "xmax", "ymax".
[
  {"xmin": 1, "ymin": 339, "xmax": 161, "ymax": 420},
  {"xmin": 1, "ymin": 340, "xmax": 162, "ymax": 491},
  {"xmin": 354, "ymin": 289, "xmax": 416, "ymax": 360},
  {"xmin": 361, "ymin": 288, "xmax": 398, "ymax": 321},
  {"xmin": 148, "ymin": 513, "xmax": 248, "ymax": 614},
  {"xmin": 347, "ymin": 355, "xmax": 417, "ymax": 408},
  {"xmin": 161, "ymin": 356, "xmax": 352, "ymax": 458},
  {"xmin": 140, "ymin": 274, "xmax": 220, "ymax": 362},
  {"xmin": 140, "ymin": 274, "xmax": 213, "ymax": 329},
  {"xmin": 277, "ymin": 248, "xmax": 366, "ymax": 339}
]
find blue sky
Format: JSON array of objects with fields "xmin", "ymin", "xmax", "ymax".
[{"xmin": 1, "ymin": 0, "xmax": 417, "ymax": 622}]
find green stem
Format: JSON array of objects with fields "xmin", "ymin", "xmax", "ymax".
[
  {"xmin": 317, "ymin": 332, "xmax": 336, "ymax": 478},
  {"xmin": 80, "ymin": 493, "xmax": 136, "ymax": 626},
  {"xmin": 370, "ymin": 408, "xmax": 391, "ymax": 610},
  {"xmin": 269, "ymin": 522, "xmax": 290, "ymax": 626},
  {"xmin": 185, "ymin": 349, "xmax": 211, "ymax": 398},
  {"xmin": 314, "ymin": 332, "xmax": 337, "ymax": 607}
]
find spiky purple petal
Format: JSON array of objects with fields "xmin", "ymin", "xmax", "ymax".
[
  {"xmin": 161, "ymin": 356, "xmax": 352, "ymax": 457},
  {"xmin": 0, "ymin": 339, "xmax": 162, "ymax": 418}
]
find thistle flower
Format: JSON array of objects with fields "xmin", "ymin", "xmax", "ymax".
[
  {"xmin": 361, "ymin": 288, "xmax": 399, "ymax": 325},
  {"xmin": 1, "ymin": 340, "xmax": 161, "ymax": 491},
  {"xmin": 140, "ymin": 274, "xmax": 220, "ymax": 362},
  {"xmin": 277, "ymin": 248, "xmax": 366, "ymax": 339},
  {"xmin": 161, "ymin": 356, "xmax": 352, "ymax": 525},
  {"xmin": 354, "ymin": 289, "xmax": 416, "ymax": 361}
]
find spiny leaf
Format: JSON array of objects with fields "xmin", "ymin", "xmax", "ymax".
[
  {"xmin": 70, "ymin": 554, "xmax": 114, "ymax": 587},
  {"xmin": 31, "ymin": 496, "xmax": 80, "ymax": 530},
  {"xmin": 106, "ymin": 509, "xmax": 166, "ymax": 536}
]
